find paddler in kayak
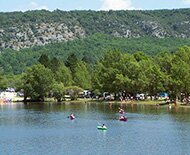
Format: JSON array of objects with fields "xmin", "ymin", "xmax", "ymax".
[
  {"xmin": 118, "ymin": 107, "xmax": 125, "ymax": 114},
  {"xmin": 97, "ymin": 124, "xmax": 107, "ymax": 130},
  {"xmin": 119, "ymin": 115, "xmax": 127, "ymax": 121},
  {"xmin": 102, "ymin": 124, "xmax": 106, "ymax": 128},
  {"xmin": 69, "ymin": 113, "xmax": 75, "ymax": 120}
]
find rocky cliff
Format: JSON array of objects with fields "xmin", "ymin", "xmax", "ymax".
[
  {"xmin": 0, "ymin": 22, "xmax": 85, "ymax": 50},
  {"xmin": 0, "ymin": 9, "xmax": 190, "ymax": 51}
]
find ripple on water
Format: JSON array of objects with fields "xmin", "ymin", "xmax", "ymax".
[{"xmin": 1, "ymin": 103, "xmax": 190, "ymax": 155}]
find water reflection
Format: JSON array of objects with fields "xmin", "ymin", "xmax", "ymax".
[{"xmin": 0, "ymin": 102, "xmax": 190, "ymax": 155}]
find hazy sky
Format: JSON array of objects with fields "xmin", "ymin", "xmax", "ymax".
[{"xmin": 0, "ymin": 0, "xmax": 190, "ymax": 12}]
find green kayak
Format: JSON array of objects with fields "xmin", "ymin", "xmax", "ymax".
[{"xmin": 97, "ymin": 125, "xmax": 107, "ymax": 130}]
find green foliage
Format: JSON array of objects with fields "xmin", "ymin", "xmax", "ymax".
[
  {"xmin": 139, "ymin": 59, "xmax": 166, "ymax": 95},
  {"xmin": 1, "ymin": 34, "xmax": 190, "ymax": 74},
  {"xmin": 133, "ymin": 51, "xmax": 149, "ymax": 62},
  {"xmin": 55, "ymin": 63, "xmax": 73, "ymax": 86},
  {"xmin": 22, "ymin": 64, "xmax": 54, "ymax": 101},
  {"xmin": 92, "ymin": 46, "xmax": 190, "ymax": 101},
  {"xmin": 73, "ymin": 61, "xmax": 92, "ymax": 89},
  {"xmin": 0, "ymin": 74, "xmax": 23, "ymax": 90},
  {"xmin": 38, "ymin": 54, "xmax": 51, "ymax": 68},
  {"xmin": 51, "ymin": 82, "xmax": 65, "ymax": 102},
  {"xmin": 1, "ymin": 46, "xmax": 190, "ymax": 102},
  {"xmin": 1, "ymin": 8, "xmax": 190, "ymax": 101},
  {"xmin": 65, "ymin": 53, "xmax": 79, "ymax": 74},
  {"xmin": 94, "ymin": 50, "xmax": 123, "ymax": 93},
  {"xmin": 0, "ymin": 9, "xmax": 190, "ymax": 35},
  {"xmin": 49, "ymin": 57, "xmax": 61, "ymax": 73},
  {"xmin": 0, "ymin": 9, "xmax": 190, "ymax": 75}
]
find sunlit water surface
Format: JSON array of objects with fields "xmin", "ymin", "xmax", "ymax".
[{"xmin": 0, "ymin": 102, "xmax": 190, "ymax": 155}]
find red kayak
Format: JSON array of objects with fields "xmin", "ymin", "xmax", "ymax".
[{"xmin": 119, "ymin": 117, "xmax": 127, "ymax": 122}]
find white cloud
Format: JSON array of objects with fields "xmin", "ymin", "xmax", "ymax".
[
  {"xmin": 100, "ymin": 0, "xmax": 135, "ymax": 10},
  {"xmin": 183, "ymin": 0, "xmax": 190, "ymax": 4},
  {"xmin": 20, "ymin": 1, "xmax": 49, "ymax": 12},
  {"xmin": 28, "ymin": 2, "xmax": 49, "ymax": 10}
]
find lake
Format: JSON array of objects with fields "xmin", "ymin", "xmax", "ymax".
[{"xmin": 0, "ymin": 102, "xmax": 190, "ymax": 155}]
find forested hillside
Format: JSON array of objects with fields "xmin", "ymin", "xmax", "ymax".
[
  {"xmin": 1, "ymin": 34, "xmax": 190, "ymax": 74},
  {"xmin": 0, "ymin": 9, "xmax": 190, "ymax": 75},
  {"xmin": 0, "ymin": 9, "xmax": 190, "ymax": 51}
]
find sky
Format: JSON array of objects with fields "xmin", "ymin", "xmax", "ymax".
[{"xmin": 0, "ymin": 0, "xmax": 190, "ymax": 12}]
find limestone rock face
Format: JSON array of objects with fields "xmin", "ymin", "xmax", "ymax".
[
  {"xmin": 0, "ymin": 22, "xmax": 86, "ymax": 50},
  {"xmin": 137, "ymin": 21, "xmax": 167, "ymax": 38}
]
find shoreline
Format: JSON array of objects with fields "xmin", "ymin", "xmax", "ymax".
[{"xmin": 3, "ymin": 97, "xmax": 189, "ymax": 108}]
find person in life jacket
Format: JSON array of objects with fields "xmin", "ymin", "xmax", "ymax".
[
  {"xmin": 118, "ymin": 107, "xmax": 125, "ymax": 114},
  {"xmin": 69, "ymin": 113, "xmax": 75, "ymax": 119}
]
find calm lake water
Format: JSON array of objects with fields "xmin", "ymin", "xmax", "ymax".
[{"xmin": 0, "ymin": 102, "xmax": 190, "ymax": 155}]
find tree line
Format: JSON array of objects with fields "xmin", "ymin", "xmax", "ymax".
[{"xmin": 1, "ymin": 46, "xmax": 190, "ymax": 102}]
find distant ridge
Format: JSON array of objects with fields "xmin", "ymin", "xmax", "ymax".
[{"xmin": 0, "ymin": 8, "xmax": 190, "ymax": 51}]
